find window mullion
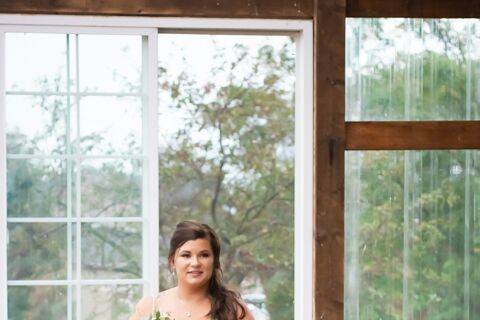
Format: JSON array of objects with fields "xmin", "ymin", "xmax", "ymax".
[
  {"xmin": 6, "ymin": 154, "xmax": 145, "ymax": 159},
  {"xmin": 74, "ymin": 33, "xmax": 82, "ymax": 320},
  {"xmin": 148, "ymin": 30, "xmax": 159, "ymax": 296},
  {"xmin": 345, "ymin": 121, "xmax": 480, "ymax": 150},
  {"xmin": 6, "ymin": 217, "xmax": 144, "ymax": 223},
  {"xmin": 142, "ymin": 30, "xmax": 159, "ymax": 297},
  {"xmin": 7, "ymin": 279, "xmax": 145, "ymax": 286},
  {"xmin": 0, "ymin": 30, "xmax": 7, "ymax": 320},
  {"xmin": 66, "ymin": 32, "xmax": 73, "ymax": 320},
  {"xmin": 5, "ymin": 90, "xmax": 146, "ymax": 97}
]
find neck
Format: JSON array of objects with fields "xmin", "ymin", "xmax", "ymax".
[{"xmin": 177, "ymin": 283, "xmax": 209, "ymax": 302}]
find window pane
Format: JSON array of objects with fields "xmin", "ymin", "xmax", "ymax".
[
  {"xmin": 345, "ymin": 150, "xmax": 480, "ymax": 318},
  {"xmin": 7, "ymin": 159, "xmax": 67, "ymax": 217},
  {"xmin": 81, "ymin": 285, "xmax": 142, "ymax": 320},
  {"xmin": 4, "ymin": 31, "xmax": 148, "ymax": 320},
  {"xmin": 6, "ymin": 95, "xmax": 67, "ymax": 155},
  {"xmin": 6, "ymin": 33, "xmax": 67, "ymax": 92},
  {"xmin": 78, "ymin": 96, "xmax": 142, "ymax": 155},
  {"xmin": 346, "ymin": 19, "xmax": 480, "ymax": 121},
  {"xmin": 80, "ymin": 159, "xmax": 142, "ymax": 217},
  {"xmin": 158, "ymin": 34, "xmax": 295, "ymax": 320},
  {"xmin": 78, "ymin": 35, "xmax": 142, "ymax": 93},
  {"xmin": 8, "ymin": 286, "xmax": 68, "ymax": 320},
  {"xmin": 81, "ymin": 222, "xmax": 142, "ymax": 279},
  {"xmin": 8, "ymin": 223, "xmax": 68, "ymax": 280}
]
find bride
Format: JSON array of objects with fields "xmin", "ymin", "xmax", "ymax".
[{"xmin": 129, "ymin": 221, "xmax": 254, "ymax": 320}]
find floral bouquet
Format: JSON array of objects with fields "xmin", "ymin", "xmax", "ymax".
[
  {"xmin": 151, "ymin": 310, "xmax": 175, "ymax": 320},
  {"xmin": 129, "ymin": 298, "xmax": 176, "ymax": 320}
]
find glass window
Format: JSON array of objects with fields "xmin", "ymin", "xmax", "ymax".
[
  {"xmin": 345, "ymin": 18, "xmax": 480, "ymax": 319},
  {"xmin": 345, "ymin": 150, "xmax": 480, "ymax": 318},
  {"xmin": 158, "ymin": 34, "xmax": 296, "ymax": 320},
  {"xmin": 346, "ymin": 19, "xmax": 480, "ymax": 319},
  {"xmin": 5, "ymin": 32, "xmax": 148, "ymax": 320},
  {"xmin": 2, "ymin": 20, "xmax": 310, "ymax": 320},
  {"xmin": 346, "ymin": 19, "xmax": 480, "ymax": 121}
]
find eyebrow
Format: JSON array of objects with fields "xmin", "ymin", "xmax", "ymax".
[{"xmin": 179, "ymin": 250, "xmax": 211, "ymax": 254}]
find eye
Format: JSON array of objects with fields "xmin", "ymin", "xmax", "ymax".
[
  {"xmin": 201, "ymin": 253, "xmax": 210, "ymax": 258},
  {"xmin": 181, "ymin": 253, "xmax": 190, "ymax": 258}
]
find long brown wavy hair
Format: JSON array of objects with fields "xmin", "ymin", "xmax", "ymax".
[{"xmin": 168, "ymin": 221, "xmax": 247, "ymax": 320}]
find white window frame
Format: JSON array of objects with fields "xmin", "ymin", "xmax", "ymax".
[
  {"xmin": 0, "ymin": 14, "xmax": 313, "ymax": 320},
  {"xmin": 0, "ymin": 24, "xmax": 159, "ymax": 320}
]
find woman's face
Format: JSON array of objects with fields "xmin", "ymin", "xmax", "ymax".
[{"xmin": 172, "ymin": 238, "xmax": 215, "ymax": 288}]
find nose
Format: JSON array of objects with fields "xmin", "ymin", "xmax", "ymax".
[{"xmin": 191, "ymin": 256, "xmax": 200, "ymax": 266}]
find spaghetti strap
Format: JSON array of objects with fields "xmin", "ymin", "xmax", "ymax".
[
  {"xmin": 151, "ymin": 295, "xmax": 156, "ymax": 316},
  {"xmin": 151, "ymin": 292, "xmax": 165, "ymax": 316},
  {"xmin": 150, "ymin": 292, "xmax": 170, "ymax": 317}
]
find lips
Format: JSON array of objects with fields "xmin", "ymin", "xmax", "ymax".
[{"xmin": 187, "ymin": 271, "xmax": 203, "ymax": 277}]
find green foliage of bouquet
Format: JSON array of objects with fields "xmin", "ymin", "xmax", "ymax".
[{"xmin": 151, "ymin": 310, "xmax": 175, "ymax": 320}]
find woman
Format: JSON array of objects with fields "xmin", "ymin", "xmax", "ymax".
[{"xmin": 130, "ymin": 221, "xmax": 254, "ymax": 320}]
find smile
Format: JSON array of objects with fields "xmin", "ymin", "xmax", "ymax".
[{"xmin": 187, "ymin": 271, "xmax": 203, "ymax": 276}]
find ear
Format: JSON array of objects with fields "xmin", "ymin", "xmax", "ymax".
[{"xmin": 168, "ymin": 257, "xmax": 174, "ymax": 271}]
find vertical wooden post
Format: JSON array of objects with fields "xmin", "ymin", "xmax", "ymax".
[{"xmin": 313, "ymin": 0, "xmax": 345, "ymax": 319}]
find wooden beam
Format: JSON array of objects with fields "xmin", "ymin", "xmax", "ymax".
[
  {"xmin": 314, "ymin": 0, "xmax": 345, "ymax": 319},
  {"xmin": 347, "ymin": 0, "xmax": 480, "ymax": 18},
  {"xmin": 346, "ymin": 121, "xmax": 480, "ymax": 150},
  {"xmin": 0, "ymin": 0, "xmax": 313, "ymax": 19}
]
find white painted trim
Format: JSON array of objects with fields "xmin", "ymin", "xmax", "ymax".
[
  {"xmin": 65, "ymin": 33, "xmax": 73, "ymax": 320},
  {"xmin": 132, "ymin": 29, "xmax": 161, "ymax": 301},
  {"xmin": 74, "ymin": 33, "xmax": 82, "ymax": 320},
  {"xmin": 145, "ymin": 31, "xmax": 160, "ymax": 297},
  {"xmin": 0, "ymin": 30, "xmax": 7, "ymax": 320},
  {"xmin": 0, "ymin": 14, "xmax": 310, "ymax": 32},
  {"xmin": 6, "ymin": 90, "xmax": 146, "ymax": 97},
  {"xmin": 6, "ymin": 217, "xmax": 143, "ymax": 223},
  {"xmin": 6, "ymin": 154, "xmax": 144, "ymax": 159},
  {"xmin": 294, "ymin": 21, "xmax": 314, "ymax": 320},
  {"xmin": 0, "ymin": 14, "xmax": 315, "ymax": 320},
  {"xmin": 8, "ymin": 279, "xmax": 144, "ymax": 286},
  {"xmin": 141, "ymin": 34, "xmax": 150, "ymax": 299}
]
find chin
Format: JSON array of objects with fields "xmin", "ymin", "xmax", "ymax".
[
  {"xmin": 185, "ymin": 275, "xmax": 212, "ymax": 287},
  {"xmin": 188, "ymin": 277, "xmax": 207, "ymax": 285}
]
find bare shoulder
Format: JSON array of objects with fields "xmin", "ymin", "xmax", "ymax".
[
  {"xmin": 129, "ymin": 289, "xmax": 175, "ymax": 320},
  {"xmin": 159, "ymin": 287, "xmax": 176, "ymax": 297},
  {"xmin": 156, "ymin": 287, "xmax": 176, "ymax": 306},
  {"xmin": 129, "ymin": 296, "xmax": 155, "ymax": 320}
]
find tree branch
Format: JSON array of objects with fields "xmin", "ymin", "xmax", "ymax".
[{"xmin": 237, "ymin": 179, "xmax": 293, "ymax": 234}]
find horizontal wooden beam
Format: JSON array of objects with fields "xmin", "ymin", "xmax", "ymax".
[
  {"xmin": 347, "ymin": 0, "xmax": 480, "ymax": 18},
  {"xmin": 346, "ymin": 121, "xmax": 480, "ymax": 150},
  {"xmin": 0, "ymin": 0, "xmax": 313, "ymax": 19}
]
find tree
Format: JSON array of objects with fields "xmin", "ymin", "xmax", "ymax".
[
  {"xmin": 6, "ymin": 34, "xmax": 296, "ymax": 319},
  {"xmin": 345, "ymin": 19, "xmax": 480, "ymax": 319},
  {"xmin": 157, "ymin": 36, "xmax": 296, "ymax": 319}
]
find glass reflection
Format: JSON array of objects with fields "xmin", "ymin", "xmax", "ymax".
[
  {"xmin": 81, "ymin": 285, "xmax": 142, "ymax": 320},
  {"xmin": 8, "ymin": 223, "xmax": 68, "ymax": 280},
  {"xmin": 80, "ymin": 159, "xmax": 142, "ymax": 217},
  {"xmin": 7, "ymin": 159, "xmax": 67, "ymax": 217},
  {"xmin": 158, "ymin": 34, "xmax": 295, "ymax": 320},
  {"xmin": 346, "ymin": 19, "xmax": 480, "ymax": 121},
  {"xmin": 81, "ymin": 222, "xmax": 142, "ymax": 279},
  {"xmin": 345, "ymin": 150, "xmax": 480, "ymax": 319}
]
